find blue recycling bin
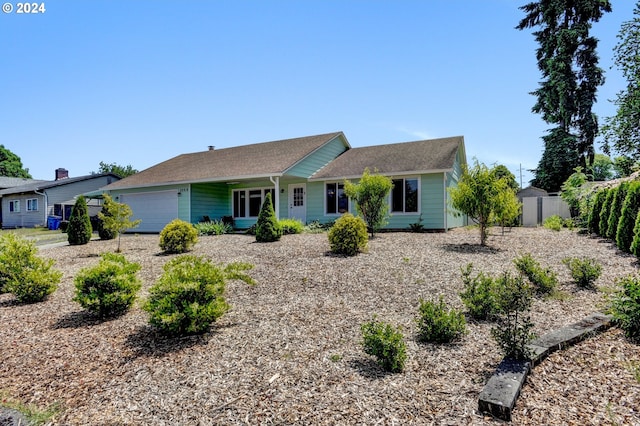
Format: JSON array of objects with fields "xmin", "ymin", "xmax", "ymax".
[{"xmin": 47, "ymin": 216, "xmax": 61, "ymax": 230}]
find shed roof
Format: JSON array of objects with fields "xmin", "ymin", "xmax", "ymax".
[
  {"xmin": 310, "ymin": 136, "xmax": 465, "ymax": 180},
  {"xmin": 104, "ymin": 132, "xmax": 347, "ymax": 190}
]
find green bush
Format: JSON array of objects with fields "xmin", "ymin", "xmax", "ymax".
[
  {"xmin": 458, "ymin": 263, "xmax": 499, "ymax": 320},
  {"xmin": 97, "ymin": 194, "xmax": 117, "ymax": 240},
  {"xmin": 599, "ymin": 188, "xmax": 615, "ymax": 238},
  {"xmin": 159, "ymin": 219, "xmax": 198, "ymax": 254},
  {"xmin": 279, "ymin": 218, "xmax": 304, "ymax": 235},
  {"xmin": 255, "ymin": 193, "xmax": 282, "ymax": 242},
  {"xmin": 328, "ymin": 213, "xmax": 368, "ymax": 256},
  {"xmin": 543, "ymin": 215, "xmax": 563, "ymax": 231},
  {"xmin": 67, "ymin": 195, "xmax": 93, "ymax": 245},
  {"xmin": 144, "ymin": 255, "xmax": 255, "ymax": 336},
  {"xmin": 194, "ymin": 220, "xmax": 232, "ymax": 236},
  {"xmin": 73, "ymin": 253, "xmax": 142, "ymax": 318},
  {"xmin": 0, "ymin": 233, "xmax": 61, "ymax": 303},
  {"xmin": 631, "ymin": 211, "xmax": 640, "ymax": 258},
  {"xmin": 416, "ymin": 296, "xmax": 467, "ymax": 343},
  {"xmin": 606, "ymin": 183, "xmax": 628, "ymax": 239},
  {"xmin": 361, "ymin": 318, "xmax": 406, "ymax": 373},
  {"xmin": 513, "ymin": 253, "xmax": 558, "ymax": 295},
  {"xmin": 609, "ymin": 275, "xmax": 640, "ymax": 342},
  {"xmin": 587, "ymin": 189, "xmax": 606, "ymax": 234},
  {"xmin": 491, "ymin": 272, "xmax": 535, "ymax": 360},
  {"xmin": 562, "ymin": 257, "xmax": 602, "ymax": 288},
  {"xmin": 617, "ymin": 181, "xmax": 640, "ymax": 253},
  {"xmin": 304, "ymin": 220, "xmax": 334, "ymax": 234}
]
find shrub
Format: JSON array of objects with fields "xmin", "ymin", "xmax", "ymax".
[
  {"xmin": 409, "ymin": 214, "xmax": 425, "ymax": 233},
  {"xmin": 631, "ymin": 211, "xmax": 640, "ymax": 258},
  {"xmin": 73, "ymin": 253, "xmax": 142, "ymax": 318},
  {"xmin": 255, "ymin": 193, "xmax": 282, "ymax": 243},
  {"xmin": 606, "ymin": 182, "xmax": 628, "ymax": 239},
  {"xmin": 327, "ymin": 213, "xmax": 368, "ymax": 256},
  {"xmin": 543, "ymin": 215, "xmax": 563, "ymax": 231},
  {"xmin": 491, "ymin": 272, "xmax": 535, "ymax": 360},
  {"xmin": 159, "ymin": 219, "xmax": 198, "ymax": 254},
  {"xmin": 279, "ymin": 218, "xmax": 304, "ymax": 235},
  {"xmin": 562, "ymin": 257, "xmax": 602, "ymax": 288},
  {"xmin": 143, "ymin": 255, "xmax": 254, "ymax": 336},
  {"xmin": 361, "ymin": 318, "xmax": 406, "ymax": 373},
  {"xmin": 0, "ymin": 233, "xmax": 61, "ymax": 303},
  {"xmin": 416, "ymin": 296, "xmax": 467, "ymax": 343},
  {"xmin": 67, "ymin": 195, "xmax": 93, "ymax": 245},
  {"xmin": 97, "ymin": 194, "xmax": 141, "ymax": 252},
  {"xmin": 304, "ymin": 220, "xmax": 333, "ymax": 234},
  {"xmin": 513, "ymin": 253, "xmax": 558, "ymax": 295},
  {"xmin": 344, "ymin": 168, "xmax": 393, "ymax": 237},
  {"xmin": 194, "ymin": 220, "xmax": 232, "ymax": 236},
  {"xmin": 610, "ymin": 275, "xmax": 640, "ymax": 342},
  {"xmin": 97, "ymin": 195, "xmax": 117, "ymax": 240},
  {"xmin": 458, "ymin": 263, "xmax": 499, "ymax": 320},
  {"xmin": 617, "ymin": 181, "xmax": 640, "ymax": 253},
  {"xmin": 587, "ymin": 189, "xmax": 606, "ymax": 234},
  {"xmin": 599, "ymin": 188, "xmax": 615, "ymax": 238}
]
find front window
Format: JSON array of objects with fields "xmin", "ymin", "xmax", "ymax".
[
  {"xmin": 391, "ymin": 178, "xmax": 419, "ymax": 213},
  {"xmin": 233, "ymin": 188, "xmax": 275, "ymax": 218},
  {"xmin": 326, "ymin": 182, "xmax": 349, "ymax": 214},
  {"xmin": 9, "ymin": 200, "xmax": 20, "ymax": 213},
  {"xmin": 27, "ymin": 198, "xmax": 38, "ymax": 212}
]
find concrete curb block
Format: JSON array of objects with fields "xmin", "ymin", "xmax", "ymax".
[{"xmin": 478, "ymin": 312, "xmax": 612, "ymax": 421}]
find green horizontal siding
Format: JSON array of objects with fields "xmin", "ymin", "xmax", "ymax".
[
  {"xmin": 286, "ymin": 135, "xmax": 348, "ymax": 178},
  {"xmin": 190, "ymin": 183, "xmax": 230, "ymax": 223}
]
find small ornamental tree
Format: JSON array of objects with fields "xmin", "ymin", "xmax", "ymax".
[
  {"xmin": 560, "ymin": 167, "xmax": 588, "ymax": 217},
  {"xmin": 98, "ymin": 194, "xmax": 141, "ymax": 252},
  {"xmin": 67, "ymin": 195, "xmax": 93, "ymax": 245},
  {"xmin": 617, "ymin": 181, "xmax": 640, "ymax": 253},
  {"xmin": 449, "ymin": 160, "xmax": 518, "ymax": 245},
  {"xmin": 344, "ymin": 168, "xmax": 393, "ymax": 238},
  {"xmin": 255, "ymin": 192, "xmax": 282, "ymax": 243}
]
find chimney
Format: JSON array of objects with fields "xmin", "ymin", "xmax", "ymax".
[
  {"xmin": 55, "ymin": 168, "xmax": 68, "ymax": 180},
  {"xmin": 208, "ymin": 146, "xmax": 215, "ymax": 151}
]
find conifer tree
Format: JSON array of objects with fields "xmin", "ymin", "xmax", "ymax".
[
  {"xmin": 255, "ymin": 193, "xmax": 282, "ymax": 243},
  {"xmin": 67, "ymin": 196, "xmax": 93, "ymax": 245}
]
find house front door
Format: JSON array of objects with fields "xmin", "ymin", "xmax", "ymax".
[{"xmin": 288, "ymin": 184, "xmax": 306, "ymax": 223}]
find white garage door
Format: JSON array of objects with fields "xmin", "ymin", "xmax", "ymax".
[{"xmin": 120, "ymin": 190, "xmax": 178, "ymax": 233}]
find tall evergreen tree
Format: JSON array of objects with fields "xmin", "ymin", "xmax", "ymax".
[
  {"xmin": 517, "ymin": 0, "xmax": 612, "ymax": 192},
  {"xmin": 67, "ymin": 196, "xmax": 93, "ymax": 246},
  {"xmin": 602, "ymin": 2, "xmax": 640, "ymax": 160},
  {"xmin": 0, "ymin": 145, "xmax": 31, "ymax": 178}
]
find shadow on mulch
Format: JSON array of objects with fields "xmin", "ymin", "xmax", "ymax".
[
  {"xmin": 441, "ymin": 243, "xmax": 503, "ymax": 254},
  {"xmin": 348, "ymin": 358, "xmax": 395, "ymax": 379},
  {"xmin": 51, "ymin": 310, "xmax": 109, "ymax": 329},
  {"xmin": 0, "ymin": 298, "xmax": 20, "ymax": 308}
]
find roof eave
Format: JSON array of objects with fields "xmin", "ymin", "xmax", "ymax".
[
  {"xmin": 309, "ymin": 168, "xmax": 454, "ymax": 182},
  {"xmin": 103, "ymin": 173, "xmax": 285, "ymax": 191}
]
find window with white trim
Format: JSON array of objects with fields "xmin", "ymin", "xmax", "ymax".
[
  {"xmin": 27, "ymin": 198, "xmax": 38, "ymax": 212},
  {"xmin": 391, "ymin": 178, "xmax": 419, "ymax": 213},
  {"xmin": 326, "ymin": 182, "xmax": 349, "ymax": 214},
  {"xmin": 233, "ymin": 188, "xmax": 275, "ymax": 218},
  {"xmin": 9, "ymin": 200, "xmax": 20, "ymax": 213}
]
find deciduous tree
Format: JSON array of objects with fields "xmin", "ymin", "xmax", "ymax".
[
  {"xmin": 344, "ymin": 168, "xmax": 393, "ymax": 238},
  {"xmin": 0, "ymin": 145, "xmax": 31, "ymax": 178}
]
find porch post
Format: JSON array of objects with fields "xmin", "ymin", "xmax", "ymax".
[{"xmin": 270, "ymin": 176, "xmax": 280, "ymax": 219}]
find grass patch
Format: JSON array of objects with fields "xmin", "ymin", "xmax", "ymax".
[{"xmin": 0, "ymin": 391, "xmax": 61, "ymax": 425}]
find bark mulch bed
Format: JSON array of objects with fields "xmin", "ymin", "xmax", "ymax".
[{"xmin": 0, "ymin": 227, "xmax": 638, "ymax": 425}]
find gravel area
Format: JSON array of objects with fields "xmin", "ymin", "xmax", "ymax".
[{"xmin": 0, "ymin": 227, "xmax": 638, "ymax": 425}]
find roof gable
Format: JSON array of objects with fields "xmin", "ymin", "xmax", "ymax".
[
  {"xmin": 311, "ymin": 136, "xmax": 465, "ymax": 180},
  {"xmin": 105, "ymin": 132, "xmax": 347, "ymax": 190}
]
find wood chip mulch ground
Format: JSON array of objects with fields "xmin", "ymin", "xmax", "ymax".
[{"xmin": 0, "ymin": 227, "xmax": 638, "ymax": 425}]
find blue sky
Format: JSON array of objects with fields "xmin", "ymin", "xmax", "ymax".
[{"xmin": 1, "ymin": 1, "xmax": 636, "ymax": 185}]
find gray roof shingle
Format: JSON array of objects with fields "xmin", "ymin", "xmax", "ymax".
[
  {"xmin": 105, "ymin": 132, "xmax": 346, "ymax": 189},
  {"xmin": 0, "ymin": 174, "xmax": 120, "ymax": 196},
  {"xmin": 310, "ymin": 136, "xmax": 464, "ymax": 180}
]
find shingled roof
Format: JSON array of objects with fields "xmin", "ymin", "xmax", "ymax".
[
  {"xmin": 310, "ymin": 136, "xmax": 465, "ymax": 180},
  {"xmin": 105, "ymin": 132, "xmax": 347, "ymax": 190},
  {"xmin": 0, "ymin": 174, "xmax": 119, "ymax": 196}
]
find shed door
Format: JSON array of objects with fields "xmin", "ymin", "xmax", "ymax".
[{"xmin": 120, "ymin": 190, "xmax": 178, "ymax": 233}]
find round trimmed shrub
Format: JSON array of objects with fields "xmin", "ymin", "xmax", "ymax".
[
  {"xmin": 0, "ymin": 233, "xmax": 61, "ymax": 303},
  {"xmin": 159, "ymin": 219, "xmax": 198, "ymax": 254},
  {"xmin": 328, "ymin": 213, "xmax": 368, "ymax": 256},
  {"xmin": 73, "ymin": 253, "xmax": 142, "ymax": 318},
  {"xmin": 143, "ymin": 255, "xmax": 254, "ymax": 336}
]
